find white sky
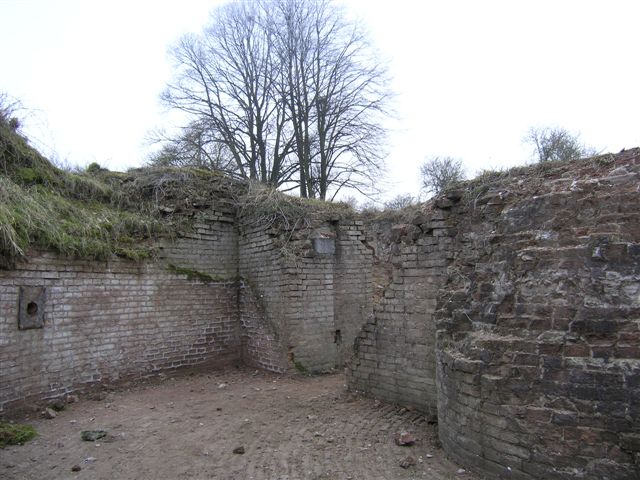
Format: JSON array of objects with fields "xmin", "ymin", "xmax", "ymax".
[{"xmin": 1, "ymin": 0, "xmax": 639, "ymax": 203}]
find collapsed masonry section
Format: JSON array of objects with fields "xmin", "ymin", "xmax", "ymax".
[
  {"xmin": 348, "ymin": 149, "xmax": 640, "ymax": 480},
  {"xmin": 347, "ymin": 207, "xmax": 453, "ymax": 416}
]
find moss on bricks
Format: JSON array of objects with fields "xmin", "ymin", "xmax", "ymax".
[{"xmin": 0, "ymin": 422, "xmax": 37, "ymax": 448}]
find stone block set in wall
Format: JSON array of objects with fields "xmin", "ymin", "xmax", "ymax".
[{"xmin": 2, "ymin": 149, "xmax": 639, "ymax": 479}]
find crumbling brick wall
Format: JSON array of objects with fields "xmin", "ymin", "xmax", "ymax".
[
  {"xmin": 348, "ymin": 149, "xmax": 640, "ymax": 480},
  {"xmin": 347, "ymin": 207, "xmax": 453, "ymax": 415},
  {"xmin": 436, "ymin": 151, "xmax": 640, "ymax": 479}
]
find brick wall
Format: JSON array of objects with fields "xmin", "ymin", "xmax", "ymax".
[
  {"xmin": 157, "ymin": 208, "xmax": 238, "ymax": 278},
  {"xmin": 347, "ymin": 209, "xmax": 452, "ymax": 415},
  {"xmin": 237, "ymin": 221, "xmax": 291, "ymax": 370},
  {"xmin": 238, "ymin": 282, "xmax": 288, "ymax": 372},
  {"xmin": 334, "ymin": 222, "xmax": 374, "ymax": 367},
  {"xmin": 0, "ymin": 251, "xmax": 239, "ymax": 413},
  {"xmin": 238, "ymin": 217, "xmax": 372, "ymax": 373}
]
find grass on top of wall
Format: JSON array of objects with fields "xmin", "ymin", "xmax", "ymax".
[
  {"xmin": 0, "ymin": 176, "xmax": 162, "ymax": 263},
  {"xmin": 0, "ymin": 118, "xmax": 165, "ymax": 264}
]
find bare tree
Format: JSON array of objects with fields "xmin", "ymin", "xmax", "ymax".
[
  {"xmin": 384, "ymin": 193, "xmax": 416, "ymax": 210},
  {"xmin": 420, "ymin": 156, "xmax": 465, "ymax": 195},
  {"xmin": 162, "ymin": 1, "xmax": 296, "ymax": 187},
  {"xmin": 147, "ymin": 121, "xmax": 238, "ymax": 174},
  {"xmin": 0, "ymin": 92, "xmax": 23, "ymax": 131},
  {"xmin": 272, "ymin": 0, "xmax": 389, "ymax": 200},
  {"xmin": 162, "ymin": 0, "xmax": 390, "ymax": 199},
  {"xmin": 524, "ymin": 127, "xmax": 596, "ymax": 163}
]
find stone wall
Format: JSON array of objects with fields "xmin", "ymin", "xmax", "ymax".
[
  {"xmin": 436, "ymin": 151, "xmax": 640, "ymax": 479},
  {"xmin": 348, "ymin": 149, "xmax": 640, "ymax": 480}
]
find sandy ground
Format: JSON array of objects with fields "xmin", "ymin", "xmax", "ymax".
[{"xmin": 1, "ymin": 369, "xmax": 478, "ymax": 480}]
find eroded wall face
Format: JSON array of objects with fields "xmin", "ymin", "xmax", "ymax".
[
  {"xmin": 334, "ymin": 223, "xmax": 373, "ymax": 367},
  {"xmin": 157, "ymin": 208, "xmax": 238, "ymax": 276},
  {"xmin": 348, "ymin": 150, "xmax": 640, "ymax": 479},
  {"xmin": 436, "ymin": 155, "xmax": 640, "ymax": 480},
  {"xmin": 238, "ymin": 222, "xmax": 290, "ymax": 371}
]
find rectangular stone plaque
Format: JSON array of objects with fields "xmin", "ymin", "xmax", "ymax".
[
  {"xmin": 312, "ymin": 237, "xmax": 335, "ymax": 255},
  {"xmin": 18, "ymin": 286, "xmax": 46, "ymax": 330}
]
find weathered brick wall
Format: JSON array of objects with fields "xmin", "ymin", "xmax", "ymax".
[
  {"xmin": 239, "ymin": 217, "xmax": 372, "ymax": 373},
  {"xmin": 237, "ymin": 222, "xmax": 291, "ymax": 370},
  {"xmin": 334, "ymin": 222, "xmax": 374, "ymax": 367},
  {"xmin": 347, "ymin": 209, "xmax": 452, "ymax": 415},
  {"xmin": 436, "ymin": 151, "xmax": 640, "ymax": 479},
  {"xmin": 238, "ymin": 282, "xmax": 288, "ymax": 372},
  {"xmin": 0, "ymin": 252, "xmax": 239, "ymax": 413},
  {"xmin": 157, "ymin": 208, "xmax": 238, "ymax": 278}
]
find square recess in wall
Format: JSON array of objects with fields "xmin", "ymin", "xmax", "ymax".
[
  {"xmin": 312, "ymin": 237, "xmax": 335, "ymax": 255},
  {"xmin": 18, "ymin": 286, "xmax": 46, "ymax": 330}
]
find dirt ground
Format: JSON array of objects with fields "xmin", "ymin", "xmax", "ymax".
[{"xmin": 1, "ymin": 368, "xmax": 478, "ymax": 480}]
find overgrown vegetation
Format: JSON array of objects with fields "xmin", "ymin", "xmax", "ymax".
[
  {"xmin": 0, "ymin": 103, "xmax": 364, "ymax": 267},
  {"xmin": 524, "ymin": 126, "xmax": 597, "ymax": 163},
  {"xmin": 460, "ymin": 150, "xmax": 618, "ymax": 208},
  {"xmin": 420, "ymin": 156, "xmax": 465, "ymax": 195},
  {"xmin": 0, "ymin": 422, "xmax": 37, "ymax": 448},
  {"xmin": 234, "ymin": 180, "xmax": 355, "ymax": 231},
  {"xmin": 294, "ymin": 361, "xmax": 309, "ymax": 375},
  {"xmin": 0, "ymin": 177, "xmax": 159, "ymax": 262},
  {"xmin": 0, "ymin": 116, "xmax": 191, "ymax": 265}
]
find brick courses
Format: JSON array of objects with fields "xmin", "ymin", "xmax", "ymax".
[
  {"xmin": 2, "ymin": 148, "xmax": 639, "ymax": 479},
  {"xmin": 348, "ymin": 149, "xmax": 640, "ymax": 479}
]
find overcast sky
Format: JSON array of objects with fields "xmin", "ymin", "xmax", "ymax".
[{"xmin": 1, "ymin": 0, "xmax": 639, "ymax": 202}]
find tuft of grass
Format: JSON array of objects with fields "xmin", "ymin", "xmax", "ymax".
[
  {"xmin": 167, "ymin": 264, "xmax": 216, "ymax": 282},
  {"xmin": 235, "ymin": 181, "xmax": 355, "ymax": 231},
  {"xmin": 0, "ymin": 422, "xmax": 37, "ymax": 448},
  {"xmin": 294, "ymin": 361, "xmax": 309, "ymax": 374}
]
